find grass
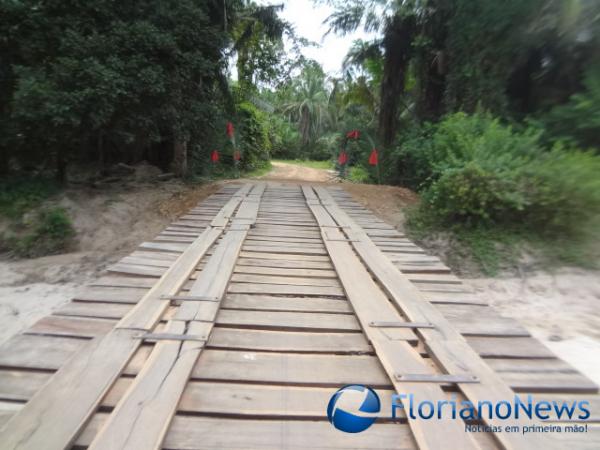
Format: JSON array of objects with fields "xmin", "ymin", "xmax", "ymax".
[
  {"xmin": 7, "ymin": 207, "xmax": 75, "ymax": 257},
  {"xmin": 189, "ymin": 160, "xmax": 273, "ymax": 182},
  {"xmin": 406, "ymin": 206, "xmax": 599, "ymax": 276},
  {"xmin": 0, "ymin": 176, "xmax": 75, "ymax": 258},
  {"xmin": 0, "ymin": 176, "xmax": 60, "ymax": 219},
  {"xmin": 245, "ymin": 160, "xmax": 273, "ymax": 177},
  {"xmin": 272, "ymin": 159, "xmax": 332, "ymax": 170}
]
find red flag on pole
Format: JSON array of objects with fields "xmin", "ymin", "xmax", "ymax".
[
  {"xmin": 233, "ymin": 150, "xmax": 241, "ymax": 161},
  {"xmin": 226, "ymin": 122, "xmax": 234, "ymax": 138},
  {"xmin": 210, "ymin": 150, "xmax": 220, "ymax": 163},
  {"xmin": 338, "ymin": 151, "xmax": 348, "ymax": 165},
  {"xmin": 368, "ymin": 148, "xmax": 378, "ymax": 166},
  {"xmin": 346, "ymin": 130, "xmax": 360, "ymax": 140}
]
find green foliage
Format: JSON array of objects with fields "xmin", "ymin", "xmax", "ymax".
[
  {"xmin": 237, "ymin": 101, "xmax": 271, "ymax": 170},
  {"xmin": 0, "ymin": 177, "xmax": 60, "ymax": 219},
  {"xmin": 522, "ymin": 144, "xmax": 600, "ymax": 232},
  {"xmin": 442, "ymin": 0, "xmax": 542, "ymax": 113},
  {"xmin": 404, "ymin": 112, "xmax": 600, "ymax": 230},
  {"xmin": 4, "ymin": 207, "xmax": 75, "ymax": 258},
  {"xmin": 348, "ymin": 165, "xmax": 371, "ymax": 183},
  {"xmin": 244, "ymin": 160, "xmax": 273, "ymax": 178},
  {"xmin": 542, "ymin": 65, "xmax": 600, "ymax": 150},
  {"xmin": 268, "ymin": 116, "xmax": 302, "ymax": 159},
  {"xmin": 388, "ymin": 112, "xmax": 540, "ymax": 189},
  {"xmin": 401, "ymin": 112, "xmax": 600, "ymax": 270},
  {"xmin": 0, "ymin": 0, "xmax": 292, "ymax": 178}
]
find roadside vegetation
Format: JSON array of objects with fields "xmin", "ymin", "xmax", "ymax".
[
  {"xmin": 0, "ymin": 177, "xmax": 74, "ymax": 257},
  {"xmin": 260, "ymin": 0, "xmax": 600, "ymax": 274},
  {"xmin": 1, "ymin": 0, "xmax": 599, "ymax": 271}
]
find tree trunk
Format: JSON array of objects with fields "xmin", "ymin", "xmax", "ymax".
[
  {"xmin": 56, "ymin": 149, "xmax": 67, "ymax": 184},
  {"xmin": 98, "ymin": 133, "xmax": 108, "ymax": 176},
  {"xmin": 172, "ymin": 138, "xmax": 188, "ymax": 177},
  {"xmin": 0, "ymin": 146, "xmax": 8, "ymax": 175},
  {"xmin": 378, "ymin": 16, "xmax": 415, "ymax": 147}
]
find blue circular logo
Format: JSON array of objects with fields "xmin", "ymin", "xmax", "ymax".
[{"xmin": 327, "ymin": 384, "xmax": 380, "ymax": 433}]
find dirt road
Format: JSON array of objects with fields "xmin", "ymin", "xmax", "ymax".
[
  {"xmin": 260, "ymin": 161, "xmax": 335, "ymax": 182},
  {"xmin": 1, "ymin": 162, "xmax": 599, "ymax": 385}
]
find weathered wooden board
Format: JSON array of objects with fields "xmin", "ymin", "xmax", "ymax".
[
  {"xmin": 222, "ymin": 294, "xmax": 352, "ymax": 313},
  {"xmin": 76, "ymin": 415, "xmax": 417, "ymax": 450},
  {"xmin": 208, "ymin": 328, "xmax": 371, "ymax": 353}
]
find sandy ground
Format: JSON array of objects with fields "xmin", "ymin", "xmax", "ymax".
[
  {"xmin": 0, "ymin": 176, "xmax": 221, "ymax": 345},
  {"xmin": 467, "ymin": 270, "xmax": 600, "ymax": 385},
  {"xmin": 261, "ymin": 161, "xmax": 336, "ymax": 182},
  {"xmin": 1, "ymin": 160, "xmax": 598, "ymax": 387}
]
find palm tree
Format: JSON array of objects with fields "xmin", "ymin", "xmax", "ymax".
[
  {"xmin": 321, "ymin": 0, "xmax": 419, "ymax": 146},
  {"xmin": 281, "ymin": 65, "xmax": 332, "ymax": 147}
]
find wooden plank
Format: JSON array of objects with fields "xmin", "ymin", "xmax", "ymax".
[
  {"xmin": 233, "ymin": 265, "xmax": 336, "ymax": 278},
  {"xmin": 88, "ymin": 184, "xmax": 265, "ymax": 450},
  {"xmin": 230, "ymin": 273, "xmax": 339, "ymax": 287},
  {"xmin": 314, "ymin": 186, "xmax": 555, "ymax": 449},
  {"xmin": 192, "ymin": 349, "xmax": 391, "ymax": 387},
  {"xmin": 27, "ymin": 315, "xmax": 114, "ymax": 338},
  {"xmin": 0, "ymin": 185, "xmax": 250, "ymax": 450},
  {"xmin": 91, "ymin": 276, "xmax": 158, "ymax": 289},
  {"xmin": 0, "ymin": 370, "xmax": 51, "ymax": 402},
  {"xmin": 107, "ymin": 263, "xmax": 165, "ymax": 277},
  {"xmin": 73, "ymin": 287, "xmax": 147, "ymax": 304},
  {"xmin": 467, "ymin": 337, "xmax": 556, "ymax": 358},
  {"xmin": 208, "ymin": 328, "xmax": 371, "ymax": 353},
  {"xmin": 244, "ymin": 238, "xmax": 324, "ymax": 248},
  {"xmin": 222, "ymin": 294, "xmax": 352, "ymax": 313},
  {"xmin": 237, "ymin": 257, "xmax": 332, "ymax": 270},
  {"xmin": 119, "ymin": 256, "xmax": 173, "ymax": 267},
  {"xmin": 303, "ymin": 186, "xmax": 476, "ymax": 450},
  {"xmin": 227, "ymin": 282, "xmax": 344, "ymax": 297},
  {"xmin": 77, "ymin": 415, "xmax": 417, "ymax": 450},
  {"xmin": 54, "ymin": 301, "xmax": 132, "ymax": 320},
  {"xmin": 103, "ymin": 380, "xmax": 399, "ymax": 419},
  {"xmin": 0, "ymin": 334, "xmax": 86, "ymax": 370},
  {"xmin": 215, "ymin": 309, "xmax": 360, "ymax": 332},
  {"xmin": 87, "ymin": 321, "xmax": 209, "ymax": 450},
  {"xmin": 239, "ymin": 251, "xmax": 329, "ymax": 262},
  {"xmin": 242, "ymin": 245, "xmax": 327, "ymax": 255}
]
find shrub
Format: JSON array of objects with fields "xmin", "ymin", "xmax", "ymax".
[
  {"xmin": 388, "ymin": 112, "xmax": 541, "ymax": 190},
  {"xmin": 542, "ymin": 65, "xmax": 600, "ymax": 151},
  {"xmin": 406, "ymin": 112, "xmax": 600, "ymax": 248},
  {"xmin": 8, "ymin": 207, "xmax": 75, "ymax": 257},
  {"xmin": 523, "ymin": 145, "xmax": 600, "ymax": 234},
  {"xmin": 237, "ymin": 101, "xmax": 271, "ymax": 171},
  {"xmin": 421, "ymin": 163, "xmax": 526, "ymax": 225},
  {"xmin": 348, "ymin": 165, "xmax": 371, "ymax": 183},
  {"xmin": 0, "ymin": 176, "xmax": 60, "ymax": 219}
]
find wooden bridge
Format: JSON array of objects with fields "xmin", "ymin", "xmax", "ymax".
[{"xmin": 0, "ymin": 182, "xmax": 598, "ymax": 449}]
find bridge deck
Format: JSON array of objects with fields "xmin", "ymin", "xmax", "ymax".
[{"xmin": 0, "ymin": 182, "xmax": 597, "ymax": 449}]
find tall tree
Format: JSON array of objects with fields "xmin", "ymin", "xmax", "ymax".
[
  {"xmin": 321, "ymin": 0, "xmax": 417, "ymax": 146},
  {"xmin": 0, "ymin": 0, "xmax": 229, "ymax": 180},
  {"xmin": 281, "ymin": 63, "xmax": 331, "ymax": 148}
]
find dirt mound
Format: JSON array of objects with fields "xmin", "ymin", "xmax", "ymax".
[
  {"xmin": 342, "ymin": 183, "xmax": 418, "ymax": 231},
  {"xmin": 0, "ymin": 179, "xmax": 221, "ymax": 345}
]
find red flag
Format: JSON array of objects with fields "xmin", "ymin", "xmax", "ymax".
[
  {"xmin": 226, "ymin": 122, "xmax": 234, "ymax": 138},
  {"xmin": 346, "ymin": 130, "xmax": 360, "ymax": 140},
  {"xmin": 210, "ymin": 150, "xmax": 219, "ymax": 163},
  {"xmin": 338, "ymin": 151, "xmax": 348, "ymax": 165},
  {"xmin": 233, "ymin": 150, "xmax": 241, "ymax": 161},
  {"xmin": 368, "ymin": 148, "xmax": 378, "ymax": 166}
]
